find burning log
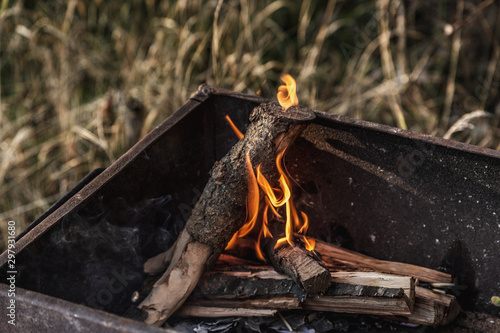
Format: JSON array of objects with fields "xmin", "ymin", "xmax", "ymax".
[
  {"xmin": 139, "ymin": 101, "xmax": 316, "ymax": 326},
  {"xmin": 261, "ymin": 235, "xmax": 331, "ymax": 295}
]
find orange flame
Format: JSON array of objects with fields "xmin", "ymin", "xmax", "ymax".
[
  {"xmin": 268, "ymin": 150, "xmax": 314, "ymax": 251},
  {"xmin": 226, "ymin": 153, "xmax": 269, "ymax": 261},
  {"xmin": 225, "ymin": 115, "xmax": 244, "ymax": 139},
  {"xmin": 225, "ymin": 76, "xmax": 314, "ymax": 261},
  {"xmin": 277, "ymin": 74, "xmax": 299, "ymax": 110},
  {"xmin": 225, "ymin": 149, "xmax": 315, "ymax": 261}
]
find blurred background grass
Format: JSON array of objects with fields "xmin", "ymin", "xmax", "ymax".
[{"xmin": 0, "ymin": 0, "xmax": 499, "ymax": 250}]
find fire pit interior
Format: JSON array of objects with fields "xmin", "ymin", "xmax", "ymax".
[{"xmin": 1, "ymin": 85, "xmax": 499, "ymax": 332}]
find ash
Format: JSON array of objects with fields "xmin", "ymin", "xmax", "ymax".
[{"xmin": 167, "ymin": 312, "xmax": 426, "ymax": 333}]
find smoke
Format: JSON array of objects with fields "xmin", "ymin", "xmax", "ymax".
[{"xmin": 16, "ymin": 194, "xmax": 182, "ymax": 315}]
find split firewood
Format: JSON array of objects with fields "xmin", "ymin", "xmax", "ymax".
[
  {"xmin": 174, "ymin": 306, "xmax": 277, "ymax": 318},
  {"xmin": 179, "ymin": 259, "xmax": 459, "ymax": 326},
  {"xmin": 302, "ymin": 271, "xmax": 414, "ymax": 317},
  {"xmin": 176, "ymin": 297, "xmax": 300, "ymax": 317},
  {"xmin": 383, "ymin": 286, "xmax": 461, "ymax": 326},
  {"xmin": 139, "ymin": 102, "xmax": 316, "ymax": 326},
  {"xmin": 182, "ymin": 265, "xmax": 414, "ymax": 317},
  {"xmin": 261, "ymin": 235, "xmax": 331, "ymax": 296},
  {"xmin": 313, "ymin": 238, "xmax": 453, "ymax": 284},
  {"xmin": 143, "ymin": 246, "xmax": 174, "ymax": 275}
]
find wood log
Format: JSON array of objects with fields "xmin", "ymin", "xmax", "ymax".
[
  {"xmin": 179, "ymin": 297, "xmax": 300, "ymax": 312},
  {"xmin": 262, "ymin": 237, "xmax": 331, "ymax": 296},
  {"xmin": 178, "ymin": 258, "xmax": 460, "ymax": 326},
  {"xmin": 302, "ymin": 272, "xmax": 414, "ymax": 316},
  {"xmin": 139, "ymin": 102, "xmax": 316, "ymax": 326},
  {"xmin": 193, "ymin": 262, "xmax": 308, "ymax": 301},
  {"xmin": 383, "ymin": 286, "xmax": 461, "ymax": 326},
  {"xmin": 313, "ymin": 238, "xmax": 453, "ymax": 284}
]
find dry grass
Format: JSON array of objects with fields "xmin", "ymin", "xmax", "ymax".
[{"xmin": 1, "ymin": 0, "xmax": 499, "ymax": 250}]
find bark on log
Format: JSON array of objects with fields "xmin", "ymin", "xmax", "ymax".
[{"xmin": 139, "ymin": 102, "xmax": 315, "ymax": 326}]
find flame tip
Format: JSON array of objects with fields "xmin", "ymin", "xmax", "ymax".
[{"xmin": 277, "ymin": 74, "xmax": 298, "ymax": 110}]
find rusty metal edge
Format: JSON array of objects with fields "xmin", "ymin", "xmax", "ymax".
[
  {"xmin": 193, "ymin": 84, "xmax": 268, "ymax": 104},
  {"xmin": 312, "ymin": 109, "xmax": 500, "ymax": 160},
  {"xmin": 0, "ymin": 87, "xmax": 211, "ymax": 266},
  {"xmin": 198, "ymin": 85, "xmax": 500, "ymax": 159},
  {"xmin": 0, "ymin": 284, "xmax": 175, "ymax": 332}
]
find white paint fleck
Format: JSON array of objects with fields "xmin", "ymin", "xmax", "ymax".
[{"xmin": 370, "ymin": 235, "xmax": 376, "ymax": 242}]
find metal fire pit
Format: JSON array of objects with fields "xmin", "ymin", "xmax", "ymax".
[{"xmin": 1, "ymin": 85, "xmax": 499, "ymax": 332}]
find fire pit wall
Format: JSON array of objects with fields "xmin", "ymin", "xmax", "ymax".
[{"xmin": 1, "ymin": 86, "xmax": 500, "ymax": 322}]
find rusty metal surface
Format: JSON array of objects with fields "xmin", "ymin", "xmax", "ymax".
[
  {"xmin": 0, "ymin": 85, "xmax": 499, "ymax": 330},
  {"xmin": 0, "ymin": 284, "xmax": 171, "ymax": 333},
  {"xmin": 287, "ymin": 119, "xmax": 500, "ymax": 314}
]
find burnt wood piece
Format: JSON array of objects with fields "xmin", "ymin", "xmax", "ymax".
[
  {"xmin": 139, "ymin": 102, "xmax": 316, "ymax": 326},
  {"xmin": 262, "ymin": 237, "xmax": 331, "ymax": 295},
  {"xmin": 313, "ymin": 238, "xmax": 453, "ymax": 284}
]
